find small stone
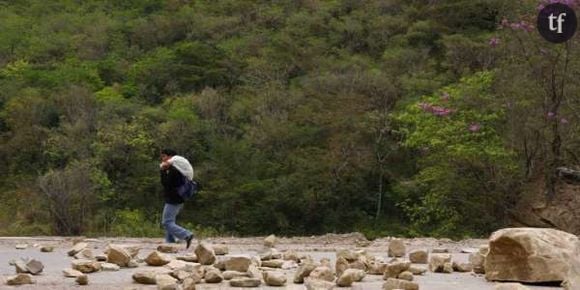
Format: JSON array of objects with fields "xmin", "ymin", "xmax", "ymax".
[
  {"xmin": 157, "ymin": 244, "xmax": 180, "ymax": 254},
  {"xmin": 213, "ymin": 244, "xmax": 229, "ymax": 255},
  {"xmin": 68, "ymin": 242, "xmax": 88, "ymax": 256},
  {"xmin": 127, "ymin": 259, "xmax": 139, "ymax": 268},
  {"xmin": 40, "ymin": 246, "xmax": 54, "ymax": 252},
  {"xmin": 194, "ymin": 242, "xmax": 216, "ymax": 265},
  {"xmin": 156, "ymin": 274, "xmax": 178, "ymax": 290},
  {"xmin": 305, "ymin": 277, "xmax": 335, "ymax": 290},
  {"xmin": 283, "ymin": 250, "xmax": 300, "ymax": 262},
  {"xmin": 453, "ymin": 261, "xmax": 473, "ymax": 272},
  {"xmin": 15, "ymin": 244, "xmax": 28, "ymax": 250},
  {"xmin": 14, "ymin": 259, "xmax": 29, "ymax": 273},
  {"xmin": 368, "ymin": 262, "xmax": 388, "ymax": 275},
  {"xmin": 132, "ymin": 270, "xmax": 158, "ymax": 284},
  {"xmin": 384, "ymin": 261, "xmax": 411, "ymax": 279},
  {"xmin": 101, "ymin": 262, "xmax": 121, "ymax": 271},
  {"xmin": 204, "ymin": 267, "xmax": 223, "ymax": 283},
  {"xmin": 75, "ymin": 248, "xmax": 94, "ymax": 260},
  {"xmin": 95, "ymin": 254, "xmax": 107, "ymax": 261},
  {"xmin": 6, "ymin": 273, "xmax": 34, "ymax": 285},
  {"xmin": 225, "ymin": 255, "xmax": 252, "ymax": 272},
  {"xmin": 409, "ymin": 249, "xmax": 428, "ymax": 264},
  {"xmin": 494, "ymin": 283, "xmax": 532, "ymax": 290},
  {"xmin": 230, "ymin": 277, "xmax": 262, "ymax": 287},
  {"xmin": 431, "ymin": 247, "xmax": 449, "ymax": 253},
  {"xmin": 388, "ymin": 239, "xmax": 406, "ymax": 257},
  {"xmin": 72, "ymin": 259, "xmax": 101, "ymax": 273},
  {"xmin": 223, "ymin": 271, "xmax": 250, "ymax": 280},
  {"xmin": 264, "ymin": 271, "xmax": 287, "ymax": 286},
  {"xmin": 408, "ymin": 266, "xmax": 427, "ymax": 275},
  {"xmin": 247, "ymin": 265, "xmax": 262, "ymax": 280},
  {"xmin": 145, "ymin": 251, "xmax": 171, "ymax": 266},
  {"xmin": 107, "ymin": 245, "xmax": 131, "ymax": 267},
  {"xmin": 309, "ymin": 266, "xmax": 334, "ymax": 282},
  {"xmin": 264, "ymin": 234, "xmax": 277, "ymax": 248},
  {"xmin": 76, "ymin": 274, "xmax": 88, "ymax": 285},
  {"xmin": 259, "ymin": 248, "xmax": 282, "ymax": 261},
  {"xmin": 398, "ymin": 271, "xmax": 414, "ymax": 281},
  {"xmin": 336, "ymin": 249, "xmax": 359, "ymax": 262},
  {"xmin": 442, "ymin": 261, "xmax": 454, "ymax": 273},
  {"xmin": 261, "ymin": 259, "xmax": 284, "ymax": 268},
  {"xmin": 26, "ymin": 259, "xmax": 44, "ymax": 275},
  {"xmin": 294, "ymin": 262, "xmax": 317, "ymax": 283},
  {"xmin": 337, "ymin": 268, "xmax": 364, "ymax": 287},
  {"xmin": 177, "ymin": 255, "xmax": 198, "ymax": 263},
  {"xmin": 383, "ymin": 278, "xmax": 419, "ymax": 290},
  {"xmin": 429, "ymin": 253, "xmax": 452, "ymax": 273},
  {"xmin": 182, "ymin": 276, "xmax": 198, "ymax": 290},
  {"xmin": 63, "ymin": 268, "xmax": 84, "ymax": 278},
  {"xmin": 281, "ymin": 260, "xmax": 298, "ymax": 269}
]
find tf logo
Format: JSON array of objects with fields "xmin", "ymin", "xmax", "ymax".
[{"xmin": 537, "ymin": 3, "xmax": 577, "ymax": 43}]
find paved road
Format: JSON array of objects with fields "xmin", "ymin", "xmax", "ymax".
[{"xmin": 0, "ymin": 237, "xmax": 564, "ymax": 290}]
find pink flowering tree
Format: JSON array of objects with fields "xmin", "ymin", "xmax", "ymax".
[
  {"xmin": 396, "ymin": 72, "xmax": 519, "ymax": 236},
  {"xmin": 493, "ymin": 0, "xmax": 580, "ymax": 199}
]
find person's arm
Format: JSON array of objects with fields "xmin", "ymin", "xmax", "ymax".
[{"xmin": 165, "ymin": 166, "xmax": 184, "ymax": 188}]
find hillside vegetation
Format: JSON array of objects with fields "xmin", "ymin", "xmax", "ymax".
[{"xmin": 1, "ymin": 0, "xmax": 579, "ymax": 238}]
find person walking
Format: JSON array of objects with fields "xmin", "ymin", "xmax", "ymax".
[{"xmin": 159, "ymin": 148, "xmax": 194, "ymax": 249}]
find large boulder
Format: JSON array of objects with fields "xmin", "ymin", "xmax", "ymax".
[
  {"xmin": 485, "ymin": 228, "xmax": 580, "ymax": 283},
  {"xmin": 564, "ymin": 241, "xmax": 580, "ymax": 289}
]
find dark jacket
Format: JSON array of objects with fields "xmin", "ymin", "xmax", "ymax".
[{"xmin": 160, "ymin": 165, "xmax": 185, "ymax": 204}]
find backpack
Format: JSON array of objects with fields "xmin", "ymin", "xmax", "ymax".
[{"xmin": 177, "ymin": 175, "xmax": 200, "ymax": 200}]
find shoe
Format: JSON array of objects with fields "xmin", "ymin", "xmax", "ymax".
[{"xmin": 185, "ymin": 235, "xmax": 193, "ymax": 249}]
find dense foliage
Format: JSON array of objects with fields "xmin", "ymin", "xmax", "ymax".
[{"xmin": 0, "ymin": 0, "xmax": 578, "ymax": 238}]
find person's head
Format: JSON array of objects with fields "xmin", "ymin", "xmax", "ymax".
[{"xmin": 160, "ymin": 148, "xmax": 177, "ymax": 162}]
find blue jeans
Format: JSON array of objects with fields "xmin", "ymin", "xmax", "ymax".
[{"xmin": 161, "ymin": 203, "xmax": 192, "ymax": 243}]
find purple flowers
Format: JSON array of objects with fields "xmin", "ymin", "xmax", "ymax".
[
  {"xmin": 547, "ymin": 111, "xmax": 556, "ymax": 118},
  {"xmin": 538, "ymin": 0, "xmax": 580, "ymax": 11},
  {"xmin": 489, "ymin": 37, "xmax": 500, "ymax": 48},
  {"xmin": 418, "ymin": 102, "xmax": 454, "ymax": 117},
  {"xmin": 468, "ymin": 123, "xmax": 481, "ymax": 133},
  {"xmin": 500, "ymin": 19, "xmax": 534, "ymax": 33}
]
